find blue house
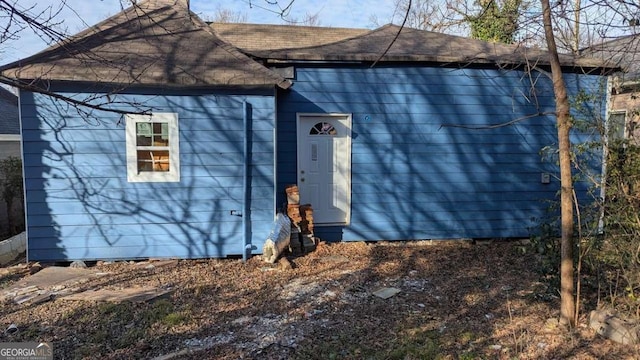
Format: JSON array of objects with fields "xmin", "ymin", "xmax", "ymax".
[{"xmin": 0, "ymin": 0, "xmax": 611, "ymax": 261}]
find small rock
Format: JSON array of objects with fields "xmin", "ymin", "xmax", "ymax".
[
  {"xmin": 231, "ymin": 316, "xmax": 252, "ymax": 325},
  {"xmin": 69, "ymin": 260, "xmax": 87, "ymax": 269},
  {"xmin": 50, "ymin": 284, "xmax": 67, "ymax": 292},
  {"xmin": 589, "ymin": 309, "xmax": 639, "ymax": 345},
  {"xmin": 323, "ymin": 290, "xmax": 337, "ymax": 298},
  {"xmin": 544, "ymin": 317, "xmax": 563, "ymax": 332},
  {"xmin": 29, "ymin": 262, "xmax": 42, "ymax": 275},
  {"xmin": 485, "ymin": 313, "xmax": 494, "ymax": 320},
  {"xmin": 4, "ymin": 324, "xmax": 18, "ymax": 335},
  {"xmin": 417, "ymin": 303, "xmax": 426, "ymax": 308},
  {"xmin": 489, "ymin": 344, "xmax": 502, "ymax": 350},
  {"xmin": 372, "ymin": 287, "xmax": 401, "ymax": 299}
]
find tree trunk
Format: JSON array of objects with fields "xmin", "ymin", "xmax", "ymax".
[
  {"xmin": 573, "ymin": 0, "xmax": 581, "ymax": 54},
  {"xmin": 541, "ymin": 0, "xmax": 576, "ymax": 327}
]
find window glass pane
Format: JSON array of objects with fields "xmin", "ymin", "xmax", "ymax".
[
  {"xmin": 136, "ymin": 122, "xmax": 152, "ymax": 146},
  {"xmin": 137, "ymin": 150, "xmax": 152, "ymax": 172},
  {"xmin": 161, "ymin": 123, "xmax": 168, "ymax": 139},
  {"xmin": 310, "ymin": 122, "xmax": 337, "ymax": 135},
  {"xmin": 137, "ymin": 135, "xmax": 152, "ymax": 146},
  {"xmin": 152, "ymin": 122, "xmax": 169, "ymax": 146},
  {"xmin": 608, "ymin": 113, "xmax": 626, "ymax": 140},
  {"xmin": 137, "ymin": 122, "xmax": 151, "ymax": 135},
  {"xmin": 152, "ymin": 150, "xmax": 170, "ymax": 172},
  {"xmin": 137, "ymin": 150, "xmax": 170, "ymax": 173}
]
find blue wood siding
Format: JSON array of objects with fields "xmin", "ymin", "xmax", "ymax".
[
  {"xmin": 21, "ymin": 90, "xmax": 276, "ymax": 261},
  {"xmin": 277, "ymin": 66, "xmax": 605, "ymax": 241}
]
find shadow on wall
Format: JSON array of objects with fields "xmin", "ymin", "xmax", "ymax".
[
  {"xmin": 276, "ymin": 66, "xmax": 605, "ymax": 242},
  {"xmin": 21, "ymin": 88, "xmax": 275, "ymax": 262}
]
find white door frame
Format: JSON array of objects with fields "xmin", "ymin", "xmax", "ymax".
[{"xmin": 296, "ymin": 113, "xmax": 352, "ymax": 225}]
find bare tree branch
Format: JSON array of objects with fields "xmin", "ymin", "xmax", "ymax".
[
  {"xmin": 371, "ymin": 0, "xmax": 412, "ymax": 68},
  {"xmin": 439, "ymin": 111, "xmax": 555, "ymax": 130}
]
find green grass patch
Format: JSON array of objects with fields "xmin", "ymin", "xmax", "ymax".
[{"xmin": 386, "ymin": 327, "xmax": 443, "ymax": 360}]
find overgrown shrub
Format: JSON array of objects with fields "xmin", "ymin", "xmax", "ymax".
[
  {"xmin": 598, "ymin": 144, "xmax": 640, "ymax": 316},
  {"xmin": 0, "ymin": 156, "xmax": 24, "ymax": 238},
  {"xmin": 528, "ymin": 89, "xmax": 640, "ymax": 319}
]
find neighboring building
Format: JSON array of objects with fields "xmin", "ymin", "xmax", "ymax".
[
  {"xmin": 0, "ymin": 87, "xmax": 20, "ymax": 158},
  {"xmin": 0, "ymin": 0, "xmax": 613, "ymax": 261},
  {"xmin": 0, "ymin": 86, "xmax": 22, "ymax": 238},
  {"xmin": 581, "ymin": 34, "xmax": 640, "ymax": 141}
]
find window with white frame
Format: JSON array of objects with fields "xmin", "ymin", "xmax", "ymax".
[
  {"xmin": 126, "ymin": 113, "xmax": 180, "ymax": 182},
  {"xmin": 608, "ymin": 111, "xmax": 626, "ymax": 141}
]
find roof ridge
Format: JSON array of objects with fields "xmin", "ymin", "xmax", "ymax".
[
  {"xmin": 246, "ymin": 25, "xmax": 379, "ymax": 54},
  {"xmin": 210, "ymin": 22, "xmax": 369, "ymax": 32},
  {"xmin": 188, "ymin": 12, "xmax": 292, "ymax": 88},
  {"xmin": 0, "ymin": 0, "xmax": 292, "ymax": 89}
]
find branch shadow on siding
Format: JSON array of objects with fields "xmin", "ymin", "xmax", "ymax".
[
  {"xmin": 21, "ymin": 89, "xmax": 276, "ymax": 261},
  {"xmin": 276, "ymin": 66, "xmax": 604, "ymax": 243}
]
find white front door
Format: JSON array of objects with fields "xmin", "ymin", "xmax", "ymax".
[{"xmin": 297, "ymin": 114, "xmax": 352, "ymax": 225}]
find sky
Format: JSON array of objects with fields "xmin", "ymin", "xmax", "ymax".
[{"xmin": 0, "ymin": 0, "xmax": 400, "ymax": 65}]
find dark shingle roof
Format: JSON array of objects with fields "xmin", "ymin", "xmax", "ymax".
[
  {"xmin": 580, "ymin": 34, "xmax": 640, "ymax": 81},
  {"xmin": 210, "ymin": 22, "xmax": 369, "ymax": 51},
  {"xmin": 245, "ymin": 24, "xmax": 612, "ymax": 71},
  {"xmin": 0, "ymin": 87, "xmax": 19, "ymax": 135},
  {"xmin": 0, "ymin": 0, "xmax": 291, "ymax": 89}
]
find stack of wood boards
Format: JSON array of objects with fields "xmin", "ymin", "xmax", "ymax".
[{"xmin": 285, "ymin": 185, "xmax": 316, "ymax": 253}]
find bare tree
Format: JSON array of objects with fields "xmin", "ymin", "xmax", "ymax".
[
  {"xmin": 1, "ymin": 0, "xmax": 66, "ymax": 47},
  {"xmin": 541, "ymin": 0, "xmax": 576, "ymax": 327},
  {"xmin": 286, "ymin": 12, "xmax": 321, "ymax": 26},
  {"xmin": 370, "ymin": 0, "xmax": 469, "ymax": 32},
  {"xmin": 0, "ymin": 0, "xmax": 149, "ymax": 116},
  {"xmin": 205, "ymin": 7, "xmax": 248, "ymax": 23}
]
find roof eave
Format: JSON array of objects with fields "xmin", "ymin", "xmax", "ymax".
[
  {"xmin": 258, "ymin": 53, "xmax": 618, "ymax": 72},
  {"xmin": 0, "ymin": 76, "xmax": 289, "ymax": 92}
]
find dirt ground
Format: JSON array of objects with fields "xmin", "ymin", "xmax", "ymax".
[{"xmin": 1, "ymin": 240, "xmax": 639, "ymax": 359}]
